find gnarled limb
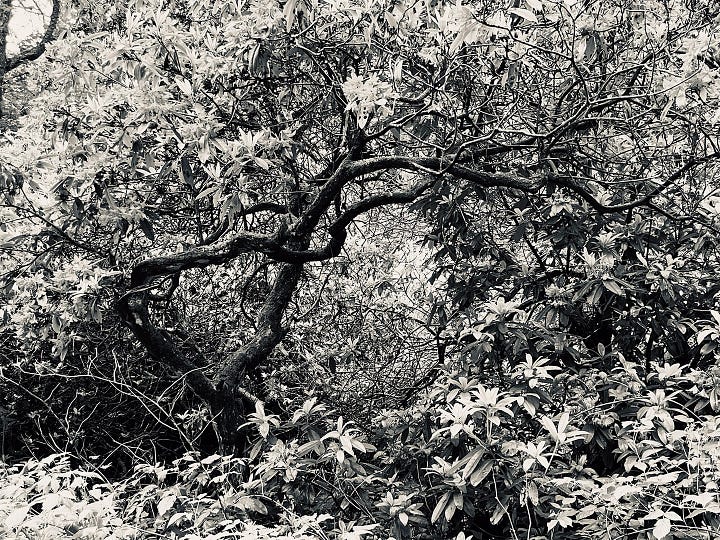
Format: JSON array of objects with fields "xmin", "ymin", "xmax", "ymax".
[
  {"xmin": 5, "ymin": 0, "xmax": 60, "ymax": 73},
  {"xmin": 118, "ymin": 143, "xmax": 695, "ymax": 446},
  {"xmin": 117, "ymin": 291, "xmax": 219, "ymax": 403},
  {"xmin": 549, "ymin": 152, "xmax": 720, "ymax": 214}
]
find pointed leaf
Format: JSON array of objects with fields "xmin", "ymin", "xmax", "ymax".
[
  {"xmin": 139, "ymin": 217, "xmax": 155, "ymax": 241},
  {"xmin": 339, "ymin": 435, "xmax": 354, "ymax": 455},
  {"xmin": 445, "ymin": 499, "xmax": 457, "ymax": 521},
  {"xmin": 508, "ymin": 7, "xmax": 538, "ymax": 22},
  {"xmin": 462, "ymin": 447, "xmax": 484, "ymax": 479},
  {"xmin": 469, "ymin": 460, "xmax": 493, "ymax": 486},
  {"xmin": 540, "ymin": 415, "xmax": 559, "ymax": 441},
  {"xmin": 283, "ymin": 0, "xmax": 297, "ymax": 32},
  {"xmin": 431, "ymin": 492, "xmax": 451, "ymax": 523},
  {"xmin": 557, "ymin": 412, "xmax": 570, "ymax": 435}
]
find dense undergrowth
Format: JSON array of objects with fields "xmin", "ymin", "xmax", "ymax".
[{"xmin": 3, "ymin": 356, "xmax": 720, "ymax": 539}]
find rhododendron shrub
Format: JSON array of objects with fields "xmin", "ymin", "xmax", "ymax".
[{"xmin": 2, "ymin": 0, "xmax": 720, "ymax": 537}]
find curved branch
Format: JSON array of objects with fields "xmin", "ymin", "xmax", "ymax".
[
  {"xmin": 117, "ymin": 293, "xmax": 219, "ymax": 403},
  {"xmin": 550, "ymin": 152, "xmax": 720, "ymax": 214},
  {"xmin": 5, "ymin": 0, "xmax": 61, "ymax": 73},
  {"xmin": 117, "ymin": 153, "xmax": 539, "ymax": 432},
  {"xmin": 200, "ymin": 201, "xmax": 290, "ymax": 245},
  {"xmin": 280, "ymin": 178, "xmax": 440, "ymax": 263},
  {"xmin": 117, "ymin": 162, "xmax": 360, "ymax": 432},
  {"xmin": 128, "ymin": 156, "xmax": 538, "ymax": 292},
  {"xmin": 127, "ymin": 231, "xmax": 283, "ymax": 286},
  {"xmin": 329, "ymin": 178, "xmax": 436, "ymax": 235}
]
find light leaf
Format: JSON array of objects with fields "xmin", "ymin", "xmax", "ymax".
[
  {"xmin": 603, "ymin": 278, "xmax": 625, "ymax": 296},
  {"xmin": 508, "ymin": 7, "xmax": 538, "ymax": 22},
  {"xmin": 175, "ymin": 76, "xmax": 192, "ymax": 97},
  {"xmin": 167, "ymin": 512, "xmax": 187, "ymax": 526},
  {"xmin": 470, "ymin": 460, "xmax": 493, "ymax": 486},
  {"xmin": 431, "ymin": 492, "xmax": 451, "ymax": 523},
  {"xmin": 462, "ymin": 447, "xmax": 484, "ymax": 479},
  {"xmin": 444, "ymin": 499, "xmax": 457, "ymax": 521},
  {"xmin": 157, "ymin": 494, "xmax": 177, "ymax": 517},
  {"xmin": 283, "ymin": 0, "xmax": 297, "ymax": 32},
  {"xmin": 539, "ymin": 415, "xmax": 559, "ymax": 441},
  {"xmin": 653, "ymin": 518, "xmax": 672, "ymax": 539},
  {"xmin": 5, "ymin": 506, "xmax": 30, "ymax": 529},
  {"xmin": 557, "ymin": 412, "xmax": 570, "ymax": 435},
  {"xmin": 490, "ymin": 502, "xmax": 505, "ymax": 525},
  {"xmin": 339, "ymin": 435, "xmax": 355, "ymax": 455}
]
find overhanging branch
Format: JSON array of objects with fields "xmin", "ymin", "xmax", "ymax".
[
  {"xmin": 550, "ymin": 152, "xmax": 720, "ymax": 214},
  {"xmin": 5, "ymin": 0, "xmax": 60, "ymax": 73},
  {"xmin": 117, "ymin": 152, "xmax": 544, "ymax": 426}
]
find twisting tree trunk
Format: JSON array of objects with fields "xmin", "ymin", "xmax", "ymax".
[{"xmin": 116, "ymin": 155, "xmax": 538, "ymax": 451}]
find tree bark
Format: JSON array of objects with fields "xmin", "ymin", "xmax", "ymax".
[
  {"xmin": 0, "ymin": 0, "xmax": 61, "ymax": 120},
  {"xmin": 0, "ymin": 0, "xmax": 11, "ymax": 118},
  {"xmin": 5, "ymin": 0, "xmax": 60, "ymax": 73}
]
